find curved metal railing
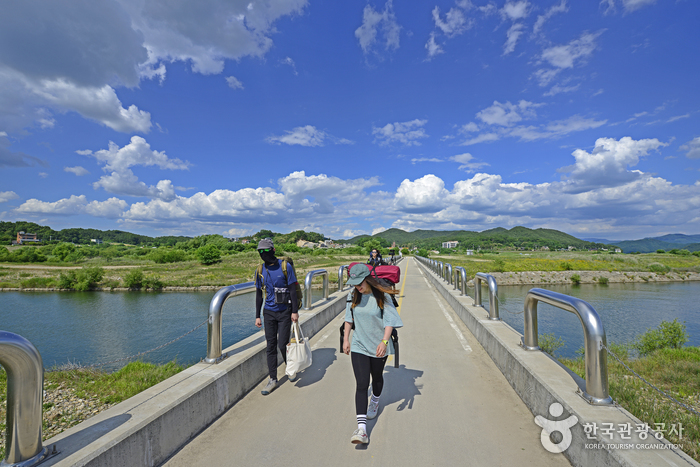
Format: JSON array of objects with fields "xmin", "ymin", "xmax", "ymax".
[
  {"xmin": 303, "ymin": 269, "xmax": 329, "ymax": 310},
  {"xmin": 337, "ymin": 265, "xmax": 349, "ymax": 291},
  {"xmin": 206, "ymin": 282, "xmax": 256, "ymax": 363},
  {"xmin": 453, "ymin": 266, "xmax": 467, "ymax": 296},
  {"xmin": 474, "ymin": 272, "xmax": 499, "ymax": 320},
  {"xmin": 444, "ymin": 263, "xmax": 453, "ymax": 285},
  {"xmin": 0, "ymin": 331, "xmax": 50, "ymax": 467},
  {"xmin": 522, "ymin": 288, "xmax": 612, "ymax": 405}
]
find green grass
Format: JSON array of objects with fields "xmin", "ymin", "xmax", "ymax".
[
  {"xmin": 560, "ymin": 347, "xmax": 700, "ymax": 462},
  {"xmin": 1, "ymin": 361, "xmax": 184, "ymax": 459}
]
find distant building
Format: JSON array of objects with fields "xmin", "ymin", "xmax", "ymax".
[
  {"xmin": 91, "ymin": 239, "xmax": 103, "ymax": 244},
  {"xmin": 15, "ymin": 231, "xmax": 40, "ymax": 245},
  {"xmin": 296, "ymin": 239, "xmax": 316, "ymax": 249},
  {"xmin": 466, "ymin": 249, "xmax": 474, "ymax": 255},
  {"xmin": 442, "ymin": 241, "xmax": 459, "ymax": 249}
]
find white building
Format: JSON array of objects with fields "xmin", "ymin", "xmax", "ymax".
[{"xmin": 442, "ymin": 241, "xmax": 459, "ymax": 249}]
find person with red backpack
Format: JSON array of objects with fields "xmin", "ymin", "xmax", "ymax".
[
  {"xmin": 254, "ymin": 238, "xmax": 300, "ymax": 395},
  {"xmin": 342, "ymin": 263, "xmax": 403, "ymax": 445}
]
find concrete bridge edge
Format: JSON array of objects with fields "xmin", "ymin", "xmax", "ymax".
[{"xmin": 414, "ymin": 259, "xmax": 698, "ymax": 467}]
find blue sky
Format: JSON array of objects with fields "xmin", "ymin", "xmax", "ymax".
[{"xmin": 0, "ymin": 0, "xmax": 698, "ymax": 241}]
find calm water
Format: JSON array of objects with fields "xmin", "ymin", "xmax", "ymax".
[
  {"xmin": 490, "ymin": 281, "xmax": 700, "ymax": 358},
  {"xmin": 0, "ymin": 289, "xmax": 328, "ymax": 371},
  {"xmin": 1, "ymin": 283, "xmax": 698, "ymax": 370}
]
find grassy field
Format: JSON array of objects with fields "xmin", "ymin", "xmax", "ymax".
[
  {"xmin": 430, "ymin": 250, "xmax": 700, "ymax": 278},
  {"xmin": 560, "ymin": 347, "xmax": 700, "ymax": 462},
  {"xmin": 0, "ymin": 251, "xmax": 367, "ymax": 289}
]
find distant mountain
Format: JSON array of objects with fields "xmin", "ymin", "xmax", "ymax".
[
  {"xmin": 344, "ymin": 226, "xmax": 613, "ymax": 251},
  {"xmin": 582, "ymin": 234, "xmax": 700, "ymax": 253},
  {"xmin": 581, "ymin": 237, "xmax": 615, "ymax": 244}
]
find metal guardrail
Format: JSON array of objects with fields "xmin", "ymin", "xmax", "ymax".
[
  {"xmin": 0, "ymin": 331, "xmax": 53, "ymax": 467},
  {"xmin": 453, "ymin": 266, "xmax": 467, "ymax": 296},
  {"xmin": 206, "ymin": 282, "xmax": 256, "ymax": 363},
  {"xmin": 337, "ymin": 265, "xmax": 349, "ymax": 291},
  {"xmin": 522, "ymin": 288, "xmax": 612, "ymax": 405},
  {"xmin": 444, "ymin": 263, "xmax": 453, "ymax": 285},
  {"xmin": 474, "ymin": 272, "xmax": 499, "ymax": 320},
  {"xmin": 303, "ymin": 269, "xmax": 329, "ymax": 310}
]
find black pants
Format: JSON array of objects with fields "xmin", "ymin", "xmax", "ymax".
[
  {"xmin": 263, "ymin": 309, "xmax": 292, "ymax": 380},
  {"xmin": 351, "ymin": 352, "xmax": 388, "ymax": 415}
]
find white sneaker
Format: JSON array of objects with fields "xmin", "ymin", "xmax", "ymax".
[
  {"xmin": 261, "ymin": 378, "xmax": 277, "ymax": 395},
  {"xmin": 367, "ymin": 398, "xmax": 379, "ymax": 419},
  {"xmin": 351, "ymin": 428, "xmax": 369, "ymax": 444}
]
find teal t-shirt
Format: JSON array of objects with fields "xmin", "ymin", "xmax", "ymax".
[{"xmin": 345, "ymin": 291, "xmax": 403, "ymax": 358}]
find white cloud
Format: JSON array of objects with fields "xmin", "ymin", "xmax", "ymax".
[
  {"xmin": 500, "ymin": 1, "xmax": 530, "ymax": 20},
  {"xmin": 372, "ymin": 227, "xmax": 387, "ymax": 235},
  {"xmin": 532, "ymin": 0, "xmax": 567, "ymax": 37},
  {"xmin": 503, "ymin": 23, "xmax": 525, "ymax": 55},
  {"xmin": 667, "ymin": 114, "xmax": 690, "ymax": 123},
  {"xmin": 89, "ymin": 136, "xmax": 189, "ymax": 200},
  {"xmin": 355, "ymin": 0, "xmax": 401, "ymax": 56},
  {"xmin": 450, "ymin": 153, "xmax": 489, "ymax": 172},
  {"xmin": 373, "ymin": 119, "xmax": 429, "ymax": 146},
  {"xmin": 280, "ymin": 57, "xmax": 298, "ymax": 75},
  {"xmin": 39, "ymin": 172, "xmax": 48, "ymax": 178},
  {"xmin": 64, "ymin": 166, "xmax": 90, "ymax": 176},
  {"xmin": 544, "ymin": 83, "xmax": 580, "ymax": 96},
  {"xmin": 477, "ymin": 100, "xmax": 540, "ymax": 126},
  {"xmin": 226, "ymin": 76, "xmax": 244, "ymax": 90},
  {"xmin": 394, "ymin": 174, "xmax": 449, "ymax": 213},
  {"xmin": 0, "ymin": 135, "xmax": 48, "ymax": 168},
  {"xmin": 0, "ymin": 191, "xmax": 19, "ymax": 203},
  {"xmin": 602, "ymin": 0, "xmax": 656, "ymax": 14},
  {"xmin": 425, "ymin": 33, "xmax": 444, "ymax": 59},
  {"xmin": 680, "ymin": 137, "xmax": 700, "ymax": 159},
  {"xmin": 15, "ymin": 195, "xmax": 127, "ymax": 218},
  {"xmin": 540, "ymin": 31, "xmax": 603, "ymax": 69},
  {"xmin": 432, "ymin": 6, "xmax": 469, "ymax": 37},
  {"xmin": 266, "ymin": 125, "xmax": 353, "ymax": 147},
  {"xmin": 411, "ymin": 157, "xmax": 443, "ymax": 164}
]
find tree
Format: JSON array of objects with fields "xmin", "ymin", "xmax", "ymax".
[
  {"xmin": 52, "ymin": 242, "xmax": 76, "ymax": 261},
  {"xmin": 196, "ymin": 244, "xmax": 221, "ymax": 265}
]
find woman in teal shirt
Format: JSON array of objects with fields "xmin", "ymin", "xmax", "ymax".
[{"xmin": 343, "ymin": 263, "xmax": 403, "ymax": 445}]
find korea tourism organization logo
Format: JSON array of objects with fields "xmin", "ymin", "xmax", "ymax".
[{"xmin": 535, "ymin": 403, "xmax": 685, "ymax": 454}]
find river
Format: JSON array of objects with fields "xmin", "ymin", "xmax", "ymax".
[{"xmin": 0, "ymin": 282, "xmax": 698, "ymax": 370}]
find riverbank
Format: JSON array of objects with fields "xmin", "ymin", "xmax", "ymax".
[{"xmin": 474, "ymin": 269, "xmax": 700, "ymax": 286}]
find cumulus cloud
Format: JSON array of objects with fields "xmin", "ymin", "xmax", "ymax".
[
  {"xmin": 432, "ymin": 6, "xmax": 469, "ymax": 36},
  {"xmin": 88, "ymin": 136, "xmax": 189, "ymax": 200},
  {"xmin": 373, "ymin": 119, "xmax": 429, "ymax": 146},
  {"xmin": 355, "ymin": 0, "xmax": 401, "ymax": 57},
  {"xmin": 64, "ymin": 166, "xmax": 90, "ymax": 176},
  {"xmin": 15, "ymin": 195, "xmax": 128, "ymax": 218},
  {"xmin": 425, "ymin": 33, "xmax": 444, "ymax": 59},
  {"xmin": 266, "ymin": 126, "xmax": 353, "ymax": 147},
  {"xmin": 503, "ymin": 23, "xmax": 525, "ymax": 55},
  {"xmin": 0, "ymin": 191, "xmax": 19, "ymax": 203},
  {"xmin": 394, "ymin": 174, "xmax": 450, "ymax": 213},
  {"xmin": 680, "ymin": 137, "xmax": 700, "ymax": 159},
  {"xmin": 500, "ymin": 1, "xmax": 530, "ymax": 21}
]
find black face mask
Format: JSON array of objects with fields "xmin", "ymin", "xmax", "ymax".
[{"xmin": 259, "ymin": 250, "xmax": 276, "ymax": 264}]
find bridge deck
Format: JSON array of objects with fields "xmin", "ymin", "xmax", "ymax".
[{"xmin": 163, "ymin": 258, "xmax": 570, "ymax": 466}]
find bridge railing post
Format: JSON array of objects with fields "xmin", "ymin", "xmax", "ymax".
[
  {"xmin": 303, "ymin": 269, "xmax": 329, "ymax": 310},
  {"xmin": 206, "ymin": 282, "xmax": 256, "ymax": 363},
  {"xmin": 445, "ymin": 263, "xmax": 453, "ymax": 284},
  {"xmin": 474, "ymin": 272, "xmax": 499, "ymax": 320},
  {"xmin": 522, "ymin": 288, "xmax": 612, "ymax": 405},
  {"xmin": 337, "ymin": 265, "xmax": 349, "ymax": 291},
  {"xmin": 0, "ymin": 331, "xmax": 50, "ymax": 467},
  {"xmin": 453, "ymin": 266, "xmax": 467, "ymax": 296}
]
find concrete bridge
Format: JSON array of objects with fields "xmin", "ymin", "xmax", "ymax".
[{"xmin": 4, "ymin": 258, "xmax": 697, "ymax": 467}]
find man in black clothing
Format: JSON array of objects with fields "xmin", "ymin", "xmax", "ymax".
[{"xmin": 254, "ymin": 238, "xmax": 300, "ymax": 395}]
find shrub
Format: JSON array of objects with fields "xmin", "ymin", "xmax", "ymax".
[
  {"xmin": 656, "ymin": 249, "xmax": 665, "ymax": 254},
  {"xmin": 633, "ymin": 319, "xmax": 689, "ymax": 357},
  {"xmin": 20, "ymin": 277, "xmax": 56, "ymax": 288},
  {"xmin": 196, "ymin": 244, "xmax": 221, "ymax": 265},
  {"xmin": 597, "ymin": 276, "xmax": 609, "ymax": 285},
  {"xmin": 123, "ymin": 269, "xmax": 144, "ymax": 289},
  {"xmin": 74, "ymin": 266, "xmax": 104, "ymax": 291},
  {"xmin": 648, "ymin": 263, "xmax": 671, "ymax": 274},
  {"xmin": 560, "ymin": 261, "xmax": 573, "ymax": 271},
  {"xmin": 143, "ymin": 275, "xmax": 164, "ymax": 290},
  {"xmin": 570, "ymin": 274, "xmax": 581, "ymax": 285},
  {"xmin": 58, "ymin": 271, "xmax": 77, "ymax": 289},
  {"xmin": 149, "ymin": 249, "xmax": 187, "ymax": 264},
  {"xmin": 539, "ymin": 333, "xmax": 565, "ymax": 356}
]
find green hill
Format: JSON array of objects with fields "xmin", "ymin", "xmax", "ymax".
[{"xmin": 344, "ymin": 226, "xmax": 611, "ymax": 251}]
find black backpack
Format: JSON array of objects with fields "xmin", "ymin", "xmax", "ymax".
[
  {"xmin": 339, "ymin": 291, "xmax": 400, "ymax": 368},
  {"xmin": 255, "ymin": 257, "xmax": 303, "ymax": 309}
]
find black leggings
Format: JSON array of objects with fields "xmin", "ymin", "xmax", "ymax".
[{"xmin": 351, "ymin": 352, "xmax": 388, "ymax": 415}]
